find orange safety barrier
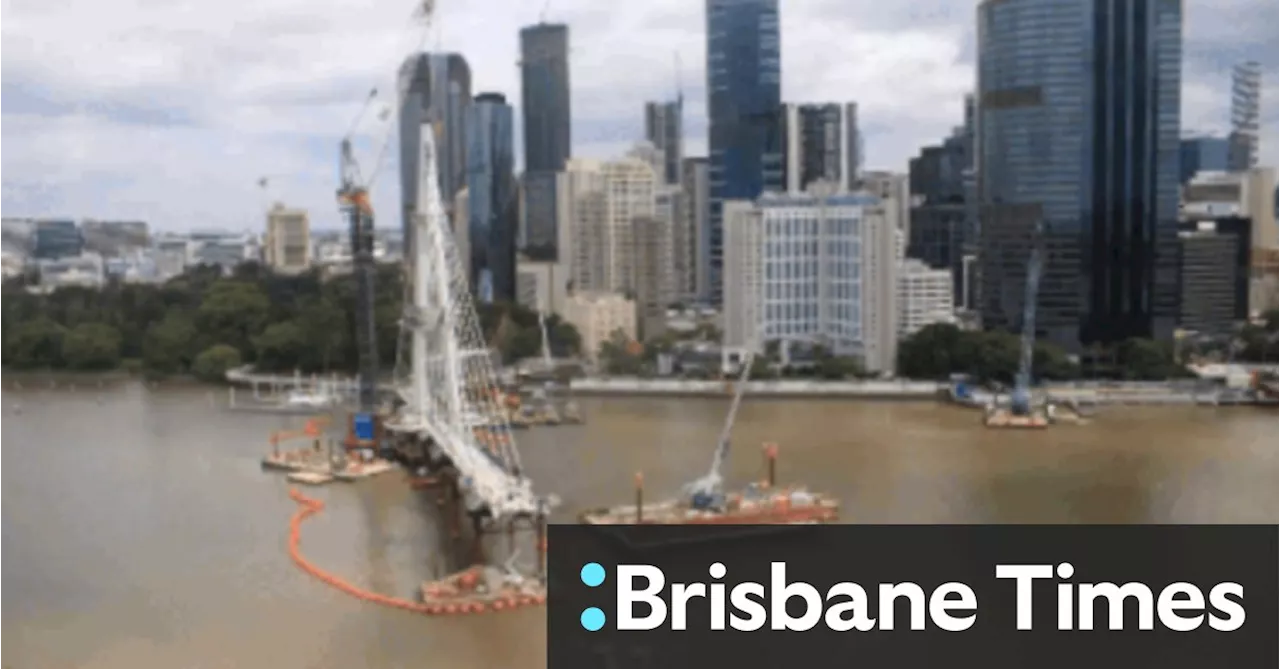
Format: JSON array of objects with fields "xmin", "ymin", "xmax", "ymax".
[{"xmin": 285, "ymin": 488, "xmax": 545, "ymax": 617}]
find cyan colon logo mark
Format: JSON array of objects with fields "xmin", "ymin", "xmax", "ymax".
[{"xmin": 580, "ymin": 562, "xmax": 606, "ymax": 631}]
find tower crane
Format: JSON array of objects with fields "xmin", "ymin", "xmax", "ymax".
[
  {"xmin": 336, "ymin": 0, "xmax": 435, "ymax": 421},
  {"xmin": 1010, "ymin": 223, "xmax": 1045, "ymax": 416},
  {"xmin": 337, "ymin": 90, "xmax": 387, "ymax": 415}
]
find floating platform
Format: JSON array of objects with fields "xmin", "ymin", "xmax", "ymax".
[
  {"xmin": 419, "ymin": 565, "xmax": 546, "ymax": 614},
  {"xmin": 287, "ymin": 471, "xmax": 335, "ymax": 486},
  {"xmin": 262, "ymin": 448, "xmax": 398, "ymax": 481},
  {"xmin": 581, "ymin": 486, "xmax": 840, "ymax": 526},
  {"xmin": 330, "ymin": 459, "xmax": 397, "ymax": 481},
  {"xmin": 983, "ymin": 407, "xmax": 1050, "ymax": 429}
]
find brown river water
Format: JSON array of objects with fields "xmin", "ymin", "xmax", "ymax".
[{"xmin": 2, "ymin": 380, "xmax": 1276, "ymax": 668}]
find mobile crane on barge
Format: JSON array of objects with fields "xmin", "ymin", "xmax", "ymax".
[{"xmin": 580, "ymin": 352, "xmax": 840, "ymax": 525}]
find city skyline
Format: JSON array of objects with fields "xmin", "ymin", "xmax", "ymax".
[{"xmin": 2, "ymin": 0, "xmax": 1276, "ymax": 232}]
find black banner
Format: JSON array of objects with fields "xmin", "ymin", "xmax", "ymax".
[{"xmin": 548, "ymin": 525, "xmax": 1277, "ymax": 668}]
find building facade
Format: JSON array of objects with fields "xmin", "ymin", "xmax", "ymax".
[
  {"xmin": 705, "ymin": 0, "xmax": 783, "ymax": 305},
  {"xmin": 515, "ymin": 256, "xmax": 571, "ymax": 316},
  {"xmin": 1179, "ymin": 136, "xmax": 1229, "ymax": 184},
  {"xmin": 898, "ymin": 259, "xmax": 956, "ymax": 337},
  {"xmin": 520, "ymin": 171, "xmax": 559, "ymax": 261},
  {"xmin": 645, "ymin": 99, "xmax": 684, "ymax": 186},
  {"xmin": 976, "ymin": 0, "xmax": 1182, "ymax": 351},
  {"xmin": 682, "ymin": 157, "xmax": 712, "ymax": 303},
  {"xmin": 1228, "ymin": 61, "xmax": 1261, "ymax": 172},
  {"xmin": 562, "ymin": 157, "xmax": 657, "ymax": 297},
  {"xmin": 1184, "ymin": 168, "xmax": 1279, "ymax": 252},
  {"xmin": 399, "ymin": 53, "xmax": 471, "ymax": 255},
  {"xmin": 632, "ymin": 214, "xmax": 674, "ymax": 340},
  {"xmin": 779, "ymin": 103, "xmax": 857, "ymax": 194},
  {"xmin": 32, "ymin": 219, "xmax": 83, "ymax": 260},
  {"xmin": 1177, "ymin": 226, "xmax": 1240, "ymax": 337},
  {"xmin": 722, "ymin": 193, "xmax": 898, "ymax": 372},
  {"xmin": 908, "ymin": 112, "xmax": 973, "ymax": 306},
  {"xmin": 520, "ymin": 23, "xmax": 572, "ymax": 173},
  {"xmin": 562, "ymin": 292, "xmax": 638, "ymax": 362},
  {"xmin": 264, "ymin": 204, "xmax": 311, "ymax": 274},
  {"xmin": 466, "ymin": 93, "xmax": 518, "ymax": 303}
]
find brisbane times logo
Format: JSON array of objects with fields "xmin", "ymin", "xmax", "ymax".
[{"xmin": 575, "ymin": 561, "xmax": 1247, "ymax": 633}]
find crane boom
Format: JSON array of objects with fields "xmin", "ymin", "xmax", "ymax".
[{"xmin": 685, "ymin": 352, "xmax": 754, "ymax": 499}]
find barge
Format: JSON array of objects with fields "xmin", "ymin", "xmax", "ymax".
[{"xmin": 582, "ymin": 352, "xmax": 840, "ymax": 526}]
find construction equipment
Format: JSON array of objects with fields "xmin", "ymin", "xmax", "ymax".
[
  {"xmin": 684, "ymin": 352, "xmax": 754, "ymax": 506},
  {"xmin": 336, "ymin": 90, "xmax": 385, "ymax": 415}
]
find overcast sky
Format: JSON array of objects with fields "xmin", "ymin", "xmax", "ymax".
[{"xmin": 2, "ymin": 0, "xmax": 1276, "ymax": 232}]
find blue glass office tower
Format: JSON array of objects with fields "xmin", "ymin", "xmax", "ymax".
[
  {"xmin": 1179, "ymin": 137, "xmax": 1229, "ymax": 184},
  {"xmin": 467, "ymin": 93, "xmax": 518, "ymax": 303},
  {"xmin": 705, "ymin": 0, "xmax": 782, "ymax": 305},
  {"xmin": 976, "ymin": 0, "xmax": 1182, "ymax": 351}
]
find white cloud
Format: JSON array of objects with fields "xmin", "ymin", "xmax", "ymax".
[{"xmin": 1, "ymin": 0, "xmax": 1276, "ymax": 231}]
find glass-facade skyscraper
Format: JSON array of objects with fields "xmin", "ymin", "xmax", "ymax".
[
  {"xmin": 398, "ymin": 53, "xmax": 471, "ymax": 256},
  {"xmin": 645, "ymin": 99, "xmax": 684, "ymax": 185},
  {"xmin": 705, "ymin": 0, "xmax": 782, "ymax": 306},
  {"xmin": 467, "ymin": 93, "xmax": 518, "ymax": 304},
  {"xmin": 976, "ymin": 0, "xmax": 1182, "ymax": 351},
  {"xmin": 1179, "ymin": 137, "xmax": 1229, "ymax": 184},
  {"xmin": 520, "ymin": 23, "xmax": 571, "ymax": 173},
  {"xmin": 519, "ymin": 23, "xmax": 571, "ymax": 262}
]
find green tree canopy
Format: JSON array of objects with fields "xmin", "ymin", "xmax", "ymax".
[
  {"xmin": 1, "ymin": 264, "xmax": 582, "ymax": 378},
  {"xmin": 192, "ymin": 344, "xmax": 243, "ymax": 382},
  {"xmin": 61, "ymin": 323, "xmax": 122, "ymax": 371}
]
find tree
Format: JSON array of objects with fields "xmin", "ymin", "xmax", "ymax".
[
  {"xmin": 295, "ymin": 298, "xmax": 348, "ymax": 371},
  {"xmin": 4, "ymin": 317, "xmax": 66, "ymax": 369},
  {"xmin": 253, "ymin": 321, "xmax": 310, "ymax": 372},
  {"xmin": 1116, "ymin": 338, "xmax": 1176, "ymax": 380},
  {"xmin": 61, "ymin": 323, "xmax": 123, "ymax": 371},
  {"xmin": 143, "ymin": 312, "xmax": 198, "ymax": 374},
  {"xmin": 192, "ymin": 344, "xmax": 243, "ymax": 382},
  {"xmin": 749, "ymin": 354, "xmax": 776, "ymax": 379},
  {"xmin": 195, "ymin": 280, "xmax": 270, "ymax": 355},
  {"xmin": 896, "ymin": 324, "xmax": 1079, "ymax": 383},
  {"xmin": 598, "ymin": 329, "xmax": 643, "ymax": 375}
]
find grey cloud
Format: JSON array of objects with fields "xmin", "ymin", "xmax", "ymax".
[{"xmin": 1, "ymin": 81, "xmax": 197, "ymax": 127}]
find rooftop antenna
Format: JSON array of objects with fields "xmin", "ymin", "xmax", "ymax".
[{"xmin": 540, "ymin": 0, "xmax": 552, "ymax": 22}]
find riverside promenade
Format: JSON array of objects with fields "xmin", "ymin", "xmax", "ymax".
[{"xmin": 568, "ymin": 376, "xmax": 1270, "ymax": 406}]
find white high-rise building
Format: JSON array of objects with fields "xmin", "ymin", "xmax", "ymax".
[
  {"xmin": 898, "ymin": 259, "xmax": 956, "ymax": 337},
  {"xmin": 723, "ymin": 191, "xmax": 899, "ymax": 373},
  {"xmin": 562, "ymin": 292, "xmax": 638, "ymax": 362},
  {"xmin": 563, "ymin": 156, "xmax": 657, "ymax": 296},
  {"xmin": 264, "ymin": 204, "xmax": 311, "ymax": 274},
  {"xmin": 1228, "ymin": 61, "xmax": 1261, "ymax": 172}
]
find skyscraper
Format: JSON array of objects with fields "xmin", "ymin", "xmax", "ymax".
[
  {"xmin": 1179, "ymin": 136, "xmax": 1230, "ymax": 184},
  {"xmin": 520, "ymin": 23, "xmax": 572, "ymax": 173},
  {"xmin": 520, "ymin": 23, "xmax": 572, "ymax": 263},
  {"xmin": 398, "ymin": 53, "xmax": 471, "ymax": 255},
  {"xmin": 467, "ymin": 93, "xmax": 519, "ymax": 303},
  {"xmin": 645, "ymin": 99, "xmax": 684, "ymax": 185},
  {"xmin": 705, "ymin": 0, "xmax": 782, "ymax": 305},
  {"xmin": 976, "ymin": 0, "xmax": 1182, "ymax": 351},
  {"xmin": 779, "ymin": 103, "xmax": 857, "ymax": 194},
  {"xmin": 1228, "ymin": 61, "xmax": 1261, "ymax": 172}
]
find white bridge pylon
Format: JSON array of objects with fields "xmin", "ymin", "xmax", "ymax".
[{"xmin": 385, "ymin": 125, "xmax": 543, "ymax": 522}]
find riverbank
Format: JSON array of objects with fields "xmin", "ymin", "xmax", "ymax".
[
  {"xmin": 568, "ymin": 377, "xmax": 945, "ymax": 399},
  {"xmin": 567, "ymin": 376, "xmax": 1272, "ymax": 407}
]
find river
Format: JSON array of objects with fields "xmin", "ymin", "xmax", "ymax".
[{"xmin": 2, "ymin": 379, "xmax": 1275, "ymax": 668}]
